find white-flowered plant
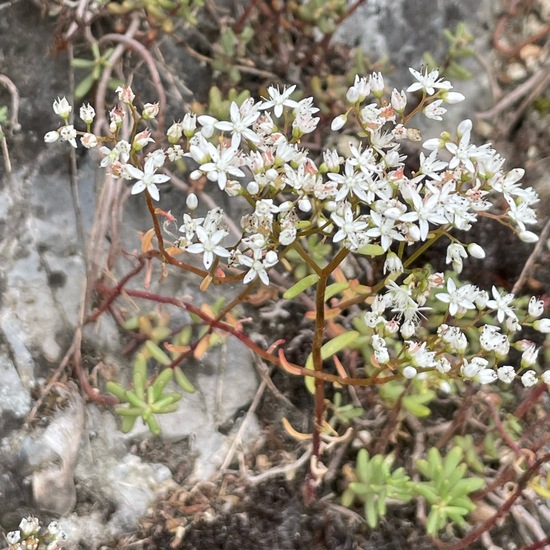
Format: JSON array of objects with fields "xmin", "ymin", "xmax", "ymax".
[{"xmin": 45, "ymin": 68, "xmax": 549, "ymax": 412}]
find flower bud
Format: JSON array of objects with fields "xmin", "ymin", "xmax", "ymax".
[
  {"xmin": 330, "ymin": 114, "xmax": 347, "ymax": 131},
  {"xmin": 541, "ymin": 370, "xmax": 550, "ymax": 385},
  {"xmin": 167, "ymin": 121, "xmax": 184, "ymax": 144},
  {"xmin": 383, "ymin": 252, "xmax": 403, "ymax": 275},
  {"xmin": 182, "ymin": 113, "xmax": 197, "ymax": 137},
  {"xmin": 529, "ymin": 296, "xmax": 544, "ymax": 318},
  {"xmin": 132, "ymin": 129, "xmax": 154, "ymax": 151},
  {"xmin": 81, "ymin": 132, "xmax": 98, "ymax": 148},
  {"xmin": 186, "ymin": 193, "xmax": 198, "ymax": 210},
  {"xmin": 298, "ymin": 198, "xmax": 311, "ymax": 212},
  {"xmin": 79, "ymin": 103, "xmax": 95, "ymax": 124},
  {"xmin": 534, "ymin": 319, "xmax": 550, "ymax": 333},
  {"xmin": 518, "ymin": 230, "xmax": 539, "ymax": 243},
  {"xmin": 369, "ymin": 72, "xmax": 385, "ymax": 97},
  {"xmin": 400, "ymin": 320, "xmax": 416, "ymax": 339},
  {"xmin": 391, "ymin": 89, "xmax": 407, "ymax": 112},
  {"xmin": 44, "ymin": 130, "xmax": 60, "ymax": 143},
  {"xmin": 115, "ymin": 85, "xmax": 135, "ymax": 104},
  {"xmin": 247, "ymin": 181, "xmax": 260, "ymax": 195},
  {"xmin": 521, "ymin": 370, "xmax": 538, "ymax": 387},
  {"xmin": 521, "ymin": 343, "xmax": 539, "ymax": 368},
  {"xmin": 467, "ymin": 243, "xmax": 485, "ymax": 259},
  {"xmin": 402, "ymin": 366, "xmax": 417, "ymax": 379}
]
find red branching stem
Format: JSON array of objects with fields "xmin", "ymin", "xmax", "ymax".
[
  {"xmin": 433, "ymin": 452, "xmax": 550, "ymax": 550},
  {"xmin": 86, "ymin": 256, "xmax": 146, "ymax": 323},
  {"xmin": 100, "ymin": 285, "xmax": 397, "ymax": 387}
]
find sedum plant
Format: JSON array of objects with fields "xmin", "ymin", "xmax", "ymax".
[
  {"xmin": 341, "ymin": 448, "xmax": 412, "ymax": 529},
  {"xmin": 413, "ymin": 447, "xmax": 485, "ymax": 535},
  {"xmin": 44, "ymin": 67, "xmax": 550, "ymax": 534}
]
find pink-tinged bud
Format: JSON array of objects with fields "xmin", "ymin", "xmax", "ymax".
[
  {"xmin": 132, "ymin": 129, "xmax": 154, "ymax": 151},
  {"xmin": 142, "ymin": 102, "xmax": 159, "ymax": 120},
  {"xmin": 79, "ymin": 103, "xmax": 95, "ymax": 124},
  {"xmin": 53, "ymin": 97, "xmax": 72, "ymax": 119},
  {"xmin": 467, "ymin": 243, "xmax": 485, "ymax": 259},
  {"xmin": 81, "ymin": 132, "xmax": 98, "ymax": 149},
  {"xmin": 115, "ymin": 86, "xmax": 135, "ymax": 104},
  {"xmin": 109, "ymin": 106, "xmax": 125, "ymax": 126},
  {"xmin": 44, "ymin": 130, "xmax": 60, "ymax": 143}
]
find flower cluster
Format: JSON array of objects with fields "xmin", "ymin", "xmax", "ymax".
[
  {"xmin": 45, "ymin": 69, "xmax": 549, "ymax": 388},
  {"xmin": 6, "ymin": 516, "xmax": 66, "ymax": 550}
]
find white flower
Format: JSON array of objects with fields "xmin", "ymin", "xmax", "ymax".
[
  {"xmin": 59, "ymin": 125, "xmax": 77, "ymax": 148},
  {"xmin": 199, "ymin": 144, "xmax": 245, "ymax": 190},
  {"xmin": 541, "ymin": 370, "xmax": 550, "ymax": 385},
  {"xmin": 435, "ymin": 278, "xmax": 476, "ymax": 316},
  {"xmin": 407, "ymin": 68, "xmax": 452, "ymax": 95},
  {"xmin": 347, "ymin": 75, "xmax": 370, "ymax": 103},
  {"xmin": 260, "ymin": 85, "xmax": 298, "ymax": 118},
  {"xmin": 497, "ymin": 366, "xmax": 515, "ymax": 383},
  {"xmin": 215, "ymin": 101, "xmax": 261, "ymax": 147},
  {"xmin": 53, "ymin": 96, "xmax": 72, "ymax": 119},
  {"xmin": 19, "ymin": 516, "xmax": 40, "ymax": 536},
  {"xmin": 486, "ymin": 286, "xmax": 517, "ymax": 323},
  {"xmin": 446, "ymin": 242, "xmax": 468, "ymax": 273},
  {"xmin": 331, "ymin": 203, "xmax": 368, "ymax": 251},
  {"xmin": 186, "ymin": 225, "xmax": 231, "ymax": 269},
  {"xmin": 461, "ymin": 357, "xmax": 497, "ymax": 384},
  {"xmin": 6, "ymin": 531, "xmax": 20, "ymax": 544},
  {"xmin": 521, "ymin": 370, "xmax": 538, "ymax": 387},
  {"xmin": 238, "ymin": 249, "xmax": 278, "ymax": 285},
  {"xmin": 423, "ymin": 99, "xmax": 446, "ymax": 120},
  {"xmin": 125, "ymin": 157, "xmax": 171, "ymax": 201}
]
